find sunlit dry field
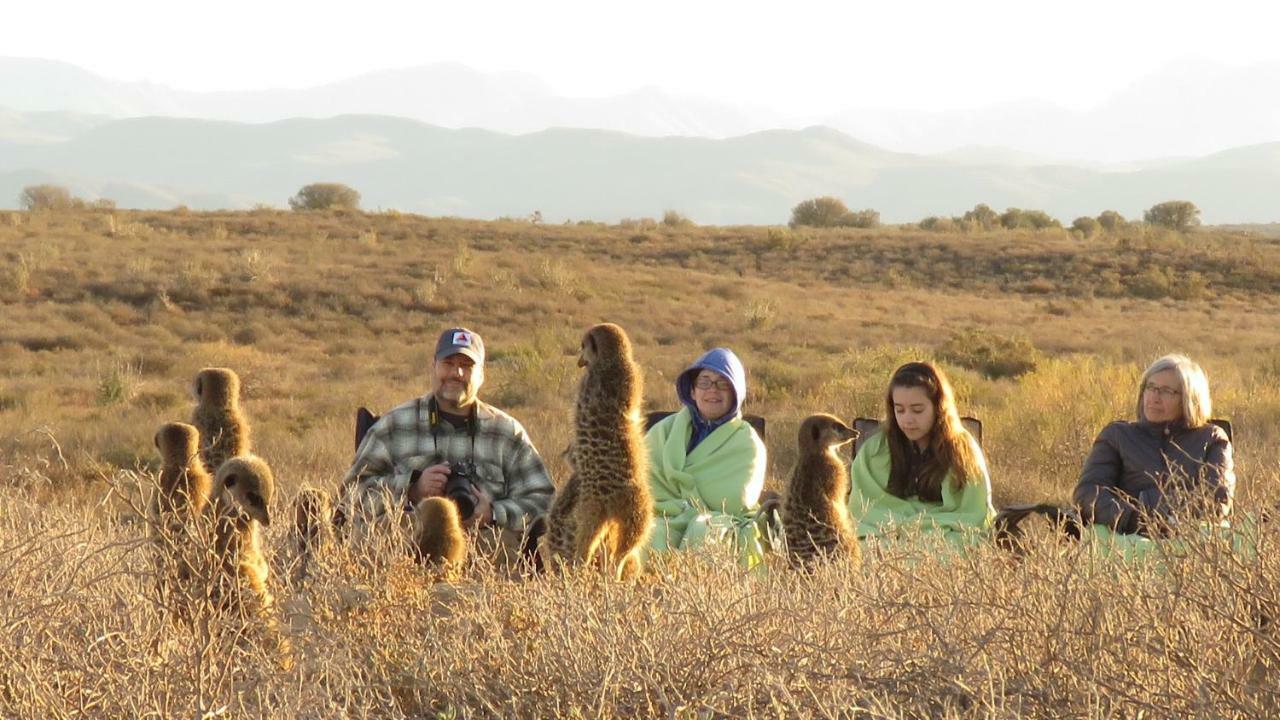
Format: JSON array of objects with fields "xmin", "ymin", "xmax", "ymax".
[{"xmin": 2, "ymin": 209, "xmax": 1280, "ymax": 717}]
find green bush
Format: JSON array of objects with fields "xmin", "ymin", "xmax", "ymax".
[
  {"xmin": 289, "ymin": 183, "xmax": 361, "ymax": 211},
  {"xmin": 838, "ymin": 209, "xmax": 880, "ymax": 229},
  {"xmin": 1071, "ymin": 216, "xmax": 1100, "ymax": 238},
  {"xmin": 1144, "ymin": 200, "xmax": 1201, "ymax": 232},
  {"xmin": 939, "ymin": 329, "xmax": 1040, "ymax": 379},
  {"xmin": 1097, "ymin": 210, "xmax": 1125, "ymax": 232},
  {"xmin": 790, "ymin": 196, "xmax": 850, "ymax": 228}
]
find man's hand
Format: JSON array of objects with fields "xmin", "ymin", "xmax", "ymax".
[
  {"xmin": 407, "ymin": 462, "xmax": 451, "ymax": 505},
  {"xmin": 464, "ymin": 486, "xmax": 493, "ymax": 528}
]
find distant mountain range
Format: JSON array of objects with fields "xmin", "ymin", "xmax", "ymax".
[
  {"xmin": 2, "ymin": 111, "xmax": 1277, "ymax": 224},
  {"xmin": 2, "ymin": 56, "xmax": 1280, "ymax": 163}
]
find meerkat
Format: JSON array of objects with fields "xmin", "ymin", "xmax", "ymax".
[
  {"xmin": 152, "ymin": 422, "xmax": 213, "ymax": 530},
  {"xmin": 209, "ymin": 455, "xmax": 276, "ymax": 616},
  {"xmin": 540, "ymin": 472, "xmax": 581, "ymax": 570},
  {"xmin": 151, "ymin": 422, "xmax": 214, "ymax": 606},
  {"xmin": 545, "ymin": 323, "xmax": 652, "ymax": 580},
  {"xmin": 414, "ymin": 497, "xmax": 468, "ymax": 581},
  {"xmin": 288, "ymin": 486, "xmax": 335, "ymax": 582},
  {"xmin": 782, "ymin": 414, "xmax": 862, "ymax": 569},
  {"xmin": 191, "ymin": 367, "xmax": 251, "ymax": 476}
]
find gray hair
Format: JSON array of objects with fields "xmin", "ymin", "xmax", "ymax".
[{"xmin": 1136, "ymin": 354, "xmax": 1212, "ymax": 427}]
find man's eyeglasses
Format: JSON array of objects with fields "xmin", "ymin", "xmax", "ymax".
[
  {"xmin": 694, "ymin": 377, "xmax": 733, "ymax": 392},
  {"xmin": 1142, "ymin": 383, "xmax": 1181, "ymax": 399}
]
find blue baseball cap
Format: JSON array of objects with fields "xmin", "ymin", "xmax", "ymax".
[{"xmin": 435, "ymin": 327, "xmax": 485, "ymax": 364}]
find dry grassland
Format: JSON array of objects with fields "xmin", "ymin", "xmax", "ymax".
[{"xmin": 2, "ymin": 209, "xmax": 1280, "ymax": 717}]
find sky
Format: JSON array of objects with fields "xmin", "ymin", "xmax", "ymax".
[{"xmin": 5, "ymin": 0, "xmax": 1280, "ymax": 115}]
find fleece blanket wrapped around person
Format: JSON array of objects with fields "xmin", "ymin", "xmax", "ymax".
[
  {"xmin": 847, "ymin": 431, "xmax": 995, "ymax": 549},
  {"xmin": 645, "ymin": 349, "xmax": 766, "ymax": 569}
]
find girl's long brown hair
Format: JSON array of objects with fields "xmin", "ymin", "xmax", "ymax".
[{"xmin": 883, "ymin": 361, "xmax": 981, "ymax": 501}]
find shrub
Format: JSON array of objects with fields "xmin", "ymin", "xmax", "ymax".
[
  {"xmin": 790, "ymin": 197, "xmax": 850, "ymax": 228},
  {"xmin": 919, "ymin": 216, "xmax": 956, "ymax": 232},
  {"xmin": 288, "ymin": 183, "xmax": 361, "ymax": 211},
  {"xmin": 1144, "ymin": 200, "xmax": 1201, "ymax": 233},
  {"xmin": 939, "ymin": 329, "xmax": 1040, "ymax": 379},
  {"xmin": 1097, "ymin": 210, "xmax": 1126, "ymax": 232},
  {"xmin": 661, "ymin": 210, "xmax": 694, "ymax": 228},
  {"xmin": 1071, "ymin": 216, "xmax": 1100, "ymax": 238},
  {"xmin": 1000, "ymin": 208, "xmax": 1060, "ymax": 230},
  {"xmin": 838, "ymin": 209, "xmax": 880, "ymax": 229},
  {"xmin": 19, "ymin": 184, "xmax": 76, "ymax": 211},
  {"xmin": 963, "ymin": 204, "xmax": 999, "ymax": 231}
]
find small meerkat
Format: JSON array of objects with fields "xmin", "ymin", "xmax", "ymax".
[
  {"xmin": 289, "ymin": 486, "xmax": 335, "ymax": 582},
  {"xmin": 549, "ymin": 322, "xmax": 652, "ymax": 580},
  {"xmin": 210, "ymin": 455, "xmax": 275, "ymax": 616},
  {"xmin": 152, "ymin": 422, "xmax": 213, "ymax": 529},
  {"xmin": 782, "ymin": 414, "xmax": 862, "ymax": 569},
  {"xmin": 151, "ymin": 422, "xmax": 214, "ymax": 604},
  {"xmin": 414, "ymin": 497, "xmax": 468, "ymax": 581},
  {"xmin": 191, "ymin": 367, "xmax": 251, "ymax": 476}
]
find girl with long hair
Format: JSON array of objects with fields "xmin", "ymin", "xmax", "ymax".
[{"xmin": 847, "ymin": 361, "xmax": 994, "ymax": 545}]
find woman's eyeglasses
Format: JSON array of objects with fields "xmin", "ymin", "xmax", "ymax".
[
  {"xmin": 694, "ymin": 377, "xmax": 733, "ymax": 392},
  {"xmin": 1142, "ymin": 383, "xmax": 1181, "ymax": 399}
]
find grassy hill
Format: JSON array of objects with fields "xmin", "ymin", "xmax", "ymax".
[{"xmin": 3, "ymin": 209, "xmax": 1280, "ymax": 716}]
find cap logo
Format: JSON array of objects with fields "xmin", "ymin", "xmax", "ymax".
[{"xmin": 452, "ymin": 332, "xmax": 471, "ymax": 346}]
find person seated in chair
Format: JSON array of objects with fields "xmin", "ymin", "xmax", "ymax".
[
  {"xmin": 340, "ymin": 327, "xmax": 555, "ymax": 556},
  {"xmin": 1073, "ymin": 354, "xmax": 1234, "ymax": 549},
  {"xmin": 848, "ymin": 361, "xmax": 995, "ymax": 548},
  {"xmin": 645, "ymin": 348, "xmax": 767, "ymax": 568}
]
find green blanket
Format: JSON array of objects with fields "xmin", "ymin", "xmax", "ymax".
[
  {"xmin": 847, "ymin": 431, "xmax": 995, "ymax": 547},
  {"xmin": 1086, "ymin": 518, "xmax": 1259, "ymax": 563},
  {"xmin": 645, "ymin": 408, "xmax": 766, "ymax": 568}
]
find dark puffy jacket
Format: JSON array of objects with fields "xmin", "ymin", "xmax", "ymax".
[{"xmin": 1073, "ymin": 420, "xmax": 1234, "ymax": 534}]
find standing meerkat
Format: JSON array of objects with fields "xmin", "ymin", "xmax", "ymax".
[
  {"xmin": 210, "ymin": 455, "xmax": 276, "ymax": 616},
  {"xmin": 782, "ymin": 414, "xmax": 862, "ymax": 569},
  {"xmin": 191, "ymin": 367, "xmax": 251, "ymax": 476},
  {"xmin": 414, "ymin": 497, "xmax": 468, "ymax": 581},
  {"xmin": 544, "ymin": 323, "xmax": 652, "ymax": 580},
  {"xmin": 289, "ymin": 486, "xmax": 335, "ymax": 582},
  {"xmin": 151, "ymin": 422, "xmax": 214, "ymax": 603},
  {"xmin": 152, "ymin": 422, "xmax": 213, "ymax": 528}
]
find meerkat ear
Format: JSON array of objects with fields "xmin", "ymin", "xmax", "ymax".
[
  {"xmin": 223, "ymin": 473, "xmax": 238, "ymax": 488},
  {"xmin": 811, "ymin": 423, "xmax": 822, "ymax": 443},
  {"xmin": 194, "ymin": 377, "xmax": 203, "ymax": 397},
  {"xmin": 154, "ymin": 432, "xmax": 161, "ymax": 449}
]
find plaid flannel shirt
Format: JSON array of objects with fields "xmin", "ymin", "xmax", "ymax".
[{"xmin": 340, "ymin": 394, "xmax": 554, "ymax": 531}]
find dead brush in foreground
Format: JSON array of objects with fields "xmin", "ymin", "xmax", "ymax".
[{"xmin": 2, "ymin": 474, "xmax": 1279, "ymax": 718}]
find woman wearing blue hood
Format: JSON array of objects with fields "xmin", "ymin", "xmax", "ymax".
[{"xmin": 645, "ymin": 347, "xmax": 767, "ymax": 569}]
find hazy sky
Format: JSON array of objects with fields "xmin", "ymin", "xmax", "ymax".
[{"xmin": 6, "ymin": 0, "xmax": 1280, "ymax": 115}]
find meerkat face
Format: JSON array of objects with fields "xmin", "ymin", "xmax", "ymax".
[
  {"xmin": 217, "ymin": 457, "xmax": 274, "ymax": 526},
  {"xmin": 798, "ymin": 414, "xmax": 858, "ymax": 452},
  {"xmin": 155, "ymin": 423, "xmax": 200, "ymax": 461},
  {"xmin": 579, "ymin": 323, "xmax": 631, "ymax": 368}
]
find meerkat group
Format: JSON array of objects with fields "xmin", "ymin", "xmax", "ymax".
[
  {"xmin": 543, "ymin": 323, "xmax": 652, "ymax": 580},
  {"xmin": 150, "ymin": 368, "xmax": 289, "ymax": 631}
]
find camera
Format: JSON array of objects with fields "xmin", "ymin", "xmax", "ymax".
[{"xmin": 442, "ymin": 459, "xmax": 480, "ymax": 520}]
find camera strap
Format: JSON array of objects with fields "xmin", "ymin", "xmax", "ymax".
[{"xmin": 421, "ymin": 395, "xmax": 478, "ymax": 463}]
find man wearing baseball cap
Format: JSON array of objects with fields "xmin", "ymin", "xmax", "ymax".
[{"xmin": 341, "ymin": 326, "xmax": 554, "ymax": 548}]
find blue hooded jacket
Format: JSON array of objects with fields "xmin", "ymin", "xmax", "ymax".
[{"xmin": 676, "ymin": 347, "xmax": 748, "ymax": 453}]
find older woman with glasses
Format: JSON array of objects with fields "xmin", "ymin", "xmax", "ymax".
[
  {"xmin": 645, "ymin": 348, "xmax": 767, "ymax": 569},
  {"xmin": 1073, "ymin": 354, "xmax": 1235, "ymax": 546}
]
